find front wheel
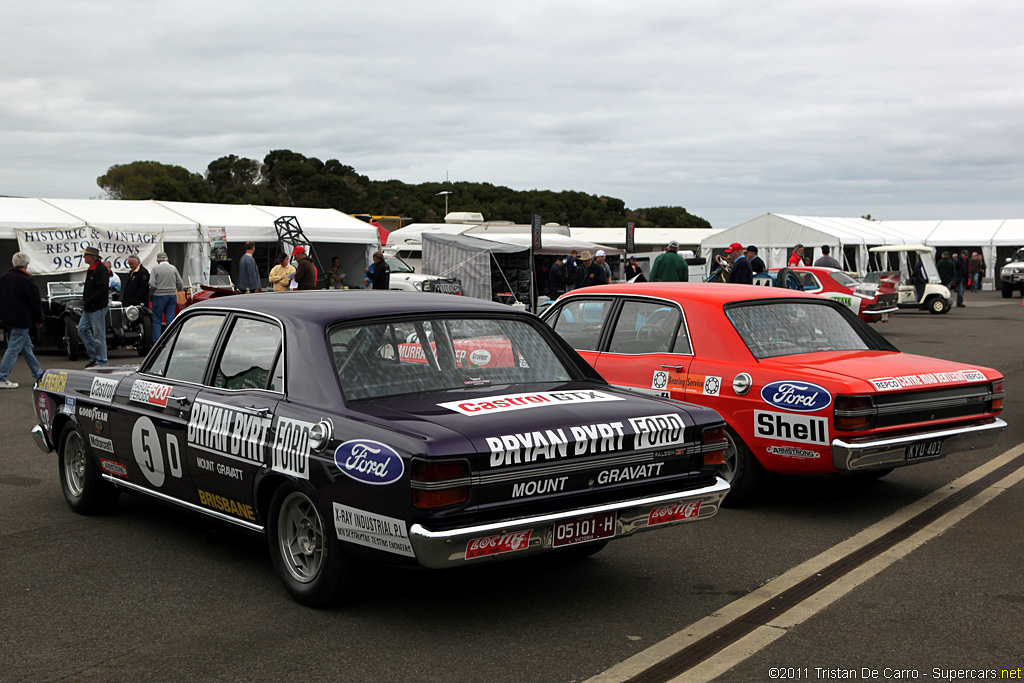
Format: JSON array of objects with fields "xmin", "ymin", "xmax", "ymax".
[
  {"xmin": 136, "ymin": 313, "xmax": 153, "ymax": 356},
  {"xmin": 1001, "ymin": 281, "xmax": 1013, "ymax": 298},
  {"xmin": 927, "ymin": 296, "xmax": 949, "ymax": 314},
  {"xmin": 720, "ymin": 428, "xmax": 767, "ymax": 506},
  {"xmin": 267, "ymin": 484, "xmax": 355, "ymax": 607},
  {"xmin": 58, "ymin": 423, "xmax": 120, "ymax": 514},
  {"xmin": 63, "ymin": 317, "xmax": 80, "ymax": 361}
]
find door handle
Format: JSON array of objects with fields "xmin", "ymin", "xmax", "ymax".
[
  {"xmin": 660, "ymin": 364, "xmax": 686, "ymax": 372},
  {"xmin": 168, "ymin": 395, "xmax": 190, "ymax": 405},
  {"xmin": 241, "ymin": 405, "xmax": 270, "ymax": 416}
]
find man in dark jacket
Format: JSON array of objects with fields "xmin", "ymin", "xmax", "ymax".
[
  {"xmin": 936, "ymin": 251, "xmax": 955, "ymax": 287},
  {"xmin": 292, "ymin": 246, "xmax": 318, "ymax": 290},
  {"xmin": 548, "ymin": 257, "xmax": 565, "ymax": 299},
  {"xmin": 577, "ymin": 250, "xmax": 610, "ymax": 288},
  {"xmin": 122, "ymin": 255, "xmax": 150, "ymax": 307},
  {"xmin": 0, "ymin": 252, "xmax": 45, "ymax": 387},
  {"xmin": 951, "ymin": 251, "xmax": 968, "ymax": 307},
  {"xmin": 79, "ymin": 246, "xmax": 109, "ymax": 368},
  {"xmin": 367, "ymin": 251, "xmax": 391, "ymax": 290},
  {"xmin": 727, "ymin": 244, "xmax": 754, "ymax": 284}
]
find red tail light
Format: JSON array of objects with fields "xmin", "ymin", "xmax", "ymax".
[
  {"xmin": 702, "ymin": 425, "xmax": 727, "ymax": 467},
  {"xmin": 411, "ymin": 459, "xmax": 470, "ymax": 508},
  {"xmin": 834, "ymin": 395, "xmax": 873, "ymax": 431}
]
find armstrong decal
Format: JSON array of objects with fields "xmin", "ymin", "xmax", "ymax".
[
  {"xmin": 754, "ymin": 410, "xmax": 829, "ymax": 445},
  {"xmin": 99, "ymin": 458, "xmax": 128, "ymax": 477},
  {"xmin": 130, "ymin": 379, "xmax": 173, "ymax": 407},
  {"xmin": 760, "ymin": 381, "xmax": 832, "ymax": 412},
  {"xmin": 89, "ymin": 377, "xmax": 119, "ymax": 404},
  {"xmin": 187, "ymin": 399, "xmax": 270, "ymax": 466},
  {"xmin": 870, "ymin": 370, "xmax": 987, "ymax": 391},
  {"xmin": 767, "ymin": 445, "xmax": 820, "ymax": 459},
  {"xmin": 465, "ymin": 531, "xmax": 532, "ymax": 559},
  {"xmin": 38, "ymin": 371, "xmax": 67, "ymax": 393},
  {"xmin": 439, "ymin": 390, "xmax": 623, "ymax": 416},
  {"xmin": 271, "ymin": 416, "xmax": 313, "ymax": 480},
  {"xmin": 334, "ymin": 440, "xmax": 404, "ymax": 485},
  {"xmin": 197, "ymin": 489, "xmax": 256, "ymax": 522},
  {"xmin": 333, "ymin": 503, "xmax": 414, "ymax": 557}
]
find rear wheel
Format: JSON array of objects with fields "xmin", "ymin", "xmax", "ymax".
[
  {"xmin": 775, "ymin": 267, "xmax": 802, "ymax": 290},
  {"xmin": 63, "ymin": 317, "xmax": 80, "ymax": 361},
  {"xmin": 927, "ymin": 296, "xmax": 948, "ymax": 314},
  {"xmin": 720, "ymin": 428, "xmax": 767, "ymax": 506},
  {"xmin": 267, "ymin": 484, "xmax": 355, "ymax": 607},
  {"xmin": 58, "ymin": 423, "xmax": 120, "ymax": 514},
  {"xmin": 1001, "ymin": 281, "xmax": 1013, "ymax": 298},
  {"xmin": 136, "ymin": 314, "xmax": 153, "ymax": 356}
]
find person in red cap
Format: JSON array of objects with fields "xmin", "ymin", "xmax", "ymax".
[
  {"xmin": 291, "ymin": 245, "xmax": 317, "ymax": 290},
  {"xmin": 725, "ymin": 243, "xmax": 753, "ymax": 284}
]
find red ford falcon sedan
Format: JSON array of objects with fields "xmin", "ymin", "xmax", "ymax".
[{"xmin": 541, "ymin": 283, "xmax": 1006, "ymax": 504}]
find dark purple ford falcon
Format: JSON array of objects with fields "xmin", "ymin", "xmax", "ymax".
[{"xmin": 32, "ymin": 291, "xmax": 729, "ymax": 606}]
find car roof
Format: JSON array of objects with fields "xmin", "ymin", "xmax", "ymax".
[
  {"xmin": 189, "ymin": 290, "xmax": 519, "ymax": 326},
  {"xmin": 561, "ymin": 282, "xmax": 818, "ymax": 303}
]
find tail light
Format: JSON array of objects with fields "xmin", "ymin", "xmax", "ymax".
[
  {"xmin": 411, "ymin": 459, "xmax": 470, "ymax": 508},
  {"xmin": 701, "ymin": 425, "xmax": 727, "ymax": 467},
  {"xmin": 991, "ymin": 380, "xmax": 1004, "ymax": 412},
  {"xmin": 834, "ymin": 395, "xmax": 874, "ymax": 431}
]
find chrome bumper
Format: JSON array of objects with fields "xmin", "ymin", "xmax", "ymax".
[
  {"xmin": 832, "ymin": 418, "xmax": 1006, "ymax": 471},
  {"xmin": 408, "ymin": 477, "xmax": 730, "ymax": 569},
  {"xmin": 31, "ymin": 424, "xmax": 53, "ymax": 454},
  {"xmin": 863, "ymin": 306, "xmax": 900, "ymax": 317}
]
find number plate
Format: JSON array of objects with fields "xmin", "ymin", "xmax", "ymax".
[
  {"xmin": 552, "ymin": 511, "xmax": 617, "ymax": 547},
  {"xmin": 906, "ymin": 438, "xmax": 943, "ymax": 461}
]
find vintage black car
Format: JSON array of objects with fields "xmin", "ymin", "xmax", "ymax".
[
  {"xmin": 31, "ymin": 291, "xmax": 730, "ymax": 606},
  {"xmin": 36, "ymin": 281, "xmax": 152, "ymax": 359}
]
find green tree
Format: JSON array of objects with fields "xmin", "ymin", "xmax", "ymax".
[{"xmin": 97, "ymin": 161, "xmax": 210, "ymax": 201}]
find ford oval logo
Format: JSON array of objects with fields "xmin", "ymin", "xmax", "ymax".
[
  {"xmin": 334, "ymin": 440, "xmax": 405, "ymax": 485},
  {"xmin": 760, "ymin": 380, "xmax": 832, "ymax": 413}
]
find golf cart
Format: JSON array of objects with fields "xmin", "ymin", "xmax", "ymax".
[{"xmin": 867, "ymin": 244, "xmax": 951, "ymax": 314}]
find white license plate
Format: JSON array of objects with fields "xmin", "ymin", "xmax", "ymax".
[{"xmin": 552, "ymin": 511, "xmax": 616, "ymax": 547}]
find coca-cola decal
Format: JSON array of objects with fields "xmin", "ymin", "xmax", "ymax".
[
  {"xmin": 334, "ymin": 440, "xmax": 404, "ymax": 485},
  {"xmin": 760, "ymin": 380, "xmax": 832, "ymax": 413}
]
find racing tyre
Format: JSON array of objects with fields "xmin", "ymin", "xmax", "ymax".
[
  {"xmin": 63, "ymin": 317, "xmax": 80, "ymax": 361},
  {"xmin": 775, "ymin": 267, "xmax": 802, "ymax": 290},
  {"xmin": 268, "ymin": 484, "xmax": 355, "ymax": 608},
  {"xmin": 1001, "ymin": 282, "xmax": 1013, "ymax": 298},
  {"xmin": 137, "ymin": 314, "xmax": 153, "ymax": 356},
  {"xmin": 720, "ymin": 428, "xmax": 767, "ymax": 507},
  {"xmin": 58, "ymin": 423, "xmax": 120, "ymax": 515},
  {"xmin": 926, "ymin": 296, "xmax": 948, "ymax": 314}
]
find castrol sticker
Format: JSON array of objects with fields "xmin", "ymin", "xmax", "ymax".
[
  {"xmin": 465, "ymin": 531, "xmax": 532, "ymax": 559},
  {"xmin": 439, "ymin": 390, "xmax": 623, "ymax": 416},
  {"xmin": 648, "ymin": 501, "xmax": 702, "ymax": 526}
]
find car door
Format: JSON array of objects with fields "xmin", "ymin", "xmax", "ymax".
[
  {"xmin": 590, "ymin": 297, "xmax": 695, "ymax": 400},
  {"xmin": 187, "ymin": 314, "xmax": 284, "ymax": 526},
  {"xmin": 108, "ymin": 311, "xmax": 228, "ymax": 505},
  {"xmin": 545, "ymin": 296, "xmax": 615, "ymax": 369}
]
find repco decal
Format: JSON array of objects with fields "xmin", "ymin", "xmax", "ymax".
[
  {"xmin": 760, "ymin": 380, "xmax": 832, "ymax": 413},
  {"xmin": 438, "ymin": 390, "xmax": 623, "ymax": 416},
  {"xmin": 130, "ymin": 379, "xmax": 173, "ymax": 407},
  {"xmin": 334, "ymin": 440, "xmax": 404, "ymax": 485},
  {"xmin": 870, "ymin": 370, "xmax": 987, "ymax": 391}
]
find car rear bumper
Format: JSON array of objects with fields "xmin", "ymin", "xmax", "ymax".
[
  {"xmin": 408, "ymin": 477, "xmax": 730, "ymax": 568},
  {"xmin": 831, "ymin": 418, "xmax": 1006, "ymax": 471},
  {"xmin": 31, "ymin": 424, "xmax": 53, "ymax": 454}
]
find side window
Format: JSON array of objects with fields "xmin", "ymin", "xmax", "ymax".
[
  {"xmin": 144, "ymin": 328, "xmax": 178, "ymax": 377},
  {"xmin": 548, "ymin": 299, "xmax": 611, "ymax": 351},
  {"xmin": 163, "ymin": 315, "xmax": 226, "ymax": 384},
  {"xmin": 609, "ymin": 301, "xmax": 687, "ymax": 355},
  {"xmin": 213, "ymin": 317, "xmax": 283, "ymax": 391}
]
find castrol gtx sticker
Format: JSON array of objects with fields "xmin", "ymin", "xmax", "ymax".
[
  {"xmin": 333, "ymin": 503, "xmax": 414, "ymax": 557},
  {"xmin": 760, "ymin": 381, "xmax": 832, "ymax": 413},
  {"xmin": 334, "ymin": 440, "xmax": 404, "ymax": 485},
  {"xmin": 130, "ymin": 380, "xmax": 173, "ymax": 407},
  {"xmin": 439, "ymin": 390, "xmax": 623, "ymax": 416},
  {"xmin": 89, "ymin": 377, "xmax": 119, "ymax": 404}
]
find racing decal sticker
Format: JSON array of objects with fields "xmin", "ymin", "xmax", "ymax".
[
  {"xmin": 78, "ymin": 405, "xmax": 109, "ymax": 424},
  {"xmin": 38, "ymin": 371, "xmax": 67, "ymax": 393},
  {"xmin": 131, "ymin": 416, "xmax": 184, "ymax": 487},
  {"xmin": 438, "ymin": 390, "xmax": 624, "ymax": 416},
  {"xmin": 465, "ymin": 530, "xmax": 532, "ymax": 559},
  {"xmin": 754, "ymin": 410, "xmax": 829, "ymax": 445},
  {"xmin": 760, "ymin": 380, "xmax": 832, "ymax": 412},
  {"xmin": 652, "ymin": 371, "xmax": 670, "ymax": 391},
  {"xmin": 89, "ymin": 377, "xmax": 119, "ymax": 404},
  {"xmin": 333, "ymin": 503, "xmax": 415, "ymax": 557},
  {"xmin": 195, "ymin": 457, "xmax": 243, "ymax": 480},
  {"xmin": 651, "ymin": 372, "xmax": 721, "ymax": 396},
  {"xmin": 597, "ymin": 462, "xmax": 664, "ymax": 485},
  {"xmin": 629, "ymin": 413, "xmax": 687, "ymax": 449},
  {"xmin": 648, "ymin": 501, "xmax": 701, "ymax": 526},
  {"xmin": 271, "ymin": 416, "xmax": 313, "ymax": 480},
  {"xmin": 60, "ymin": 397, "xmax": 77, "ymax": 415},
  {"xmin": 468, "ymin": 349, "xmax": 492, "ymax": 366},
  {"xmin": 129, "ymin": 379, "xmax": 173, "ymax": 407},
  {"xmin": 767, "ymin": 445, "xmax": 821, "ymax": 459},
  {"xmin": 512, "ymin": 476, "xmax": 569, "ymax": 498},
  {"xmin": 870, "ymin": 370, "xmax": 988, "ymax": 391},
  {"xmin": 334, "ymin": 440, "xmax": 404, "ymax": 485},
  {"xmin": 89, "ymin": 434, "xmax": 115, "ymax": 453},
  {"xmin": 829, "ymin": 294, "xmax": 853, "ymax": 308},
  {"xmin": 187, "ymin": 399, "xmax": 270, "ymax": 466},
  {"xmin": 100, "ymin": 458, "xmax": 129, "ymax": 478},
  {"xmin": 197, "ymin": 489, "xmax": 256, "ymax": 522},
  {"xmin": 36, "ymin": 393, "xmax": 53, "ymax": 427}
]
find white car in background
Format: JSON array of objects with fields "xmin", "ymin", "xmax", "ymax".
[
  {"xmin": 384, "ymin": 254, "xmax": 462, "ymax": 295},
  {"xmin": 999, "ymin": 247, "xmax": 1024, "ymax": 298}
]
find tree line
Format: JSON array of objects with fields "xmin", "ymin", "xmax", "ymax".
[{"xmin": 96, "ymin": 150, "xmax": 712, "ymax": 229}]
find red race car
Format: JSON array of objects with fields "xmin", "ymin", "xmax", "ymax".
[
  {"xmin": 541, "ymin": 283, "xmax": 1006, "ymax": 504},
  {"xmin": 754, "ymin": 266, "xmax": 899, "ymax": 323}
]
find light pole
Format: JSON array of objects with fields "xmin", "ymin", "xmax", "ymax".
[{"xmin": 436, "ymin": 191, "xmax": 452, "ymax": 218}]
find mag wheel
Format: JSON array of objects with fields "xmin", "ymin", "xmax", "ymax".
[
  {"xmin": 63, "ymin": 317, "xmax": 80, "ymax": 361},
  {"xmin": 720, "ymin": 428, "xmax": 766, "ymax": 507},
  {"xmin": 927, "ymin": 296, "xmax": 948, "ymax": 314},
  {"xmin": 58, "ymin": 423, "xmax": 119, "ymax": 514}
]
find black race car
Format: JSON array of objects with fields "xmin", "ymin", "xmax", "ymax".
[
  {"xmin": 36, "ymin": 281, "xmax": 152, "ymax": 359},
  {"xmin": 31, "ymin": 291, "xmax": 729, "ymax": 607}
]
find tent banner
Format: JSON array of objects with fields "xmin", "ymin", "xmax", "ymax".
[{"xmin": 16, "ymin": 226, "xmax": 164, "ymax": 275}]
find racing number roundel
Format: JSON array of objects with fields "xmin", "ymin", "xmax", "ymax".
[{"xmin": 132, "ymin": 416, "xmax": 165, "ymax": 487}]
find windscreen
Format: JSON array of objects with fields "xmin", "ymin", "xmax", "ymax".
[
  {"xmin": 329, "ymin": 316, "xmax": 574, "ymax": 401},
  {"xmin": 727, "ymin": 301, "xmax": 870, "ymax": 359}
]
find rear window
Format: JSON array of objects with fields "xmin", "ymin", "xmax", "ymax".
[
  {"xmin": 328, "ymin": 316, "xmax": 574, "ymax": 401},
  {"xmin": 727, "ymin": 301, "xmax": 869, "ymax": 359}
]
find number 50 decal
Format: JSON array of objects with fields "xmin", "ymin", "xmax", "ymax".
[{"xmin": 131, "ymin": 416, "xmax": 183, "ymax": 488}]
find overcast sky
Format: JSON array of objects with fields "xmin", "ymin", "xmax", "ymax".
[{"xmin": 2, "ymin": 0, "xmax": 1023, "ymax": 229}]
